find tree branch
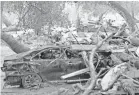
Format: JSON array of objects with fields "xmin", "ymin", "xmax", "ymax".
[{"xmin": 82, "ymin": 32, "xmax": 116, "ymax": 95}]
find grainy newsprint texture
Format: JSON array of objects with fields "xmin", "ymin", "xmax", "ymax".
[{"xmin": 1, "ymin": 1, "xmax": 139, "ymax": 95}]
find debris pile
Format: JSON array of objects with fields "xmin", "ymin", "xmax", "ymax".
[{"xmin": 60, "ymin": 22, "xmax": 139, "ymax": 95}]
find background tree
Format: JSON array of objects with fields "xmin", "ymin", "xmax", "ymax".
[{"xmin": 108, "ymin": 1, "xmax": 136, "ymax": 32}]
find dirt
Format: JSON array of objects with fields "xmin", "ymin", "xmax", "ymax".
[
  {"xmin": 1, "ymin": 83, "xmax": 74, "ymax": 95},
  {"xmin": 0, "ymin": 45, "xmax": 75, "ymax": 95}
]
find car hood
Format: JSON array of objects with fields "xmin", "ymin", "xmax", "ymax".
[{"xmin": 4, "ymin": 49, "xmax": 35, "ymax": 61}]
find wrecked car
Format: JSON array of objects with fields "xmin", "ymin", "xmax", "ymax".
[
  {"xmin": 1, "ymin": 45, "xmax": 85, "ymax": 89},
  {"xmin": 1, "ymin": 44, "xmax": 119, "ymax": 89}
]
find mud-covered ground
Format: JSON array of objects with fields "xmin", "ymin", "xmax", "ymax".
[
  {"xmin": 1, "ymin": 83, "xmax": 73, "ymax": 95},
  {"xmin": 0, "ymin": 45, "xmax": 75, "ymax": 95}
]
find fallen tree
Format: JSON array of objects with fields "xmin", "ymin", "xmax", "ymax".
[
  {"xmin": 1, "ymin": 32, "xmax": 30, "ymax": 53},
  {"xmin": 1, "ymin": 12, "xmax": 30, "ymax": 53}
]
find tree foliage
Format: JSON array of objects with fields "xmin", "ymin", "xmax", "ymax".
[
  {"xmin": 2, "ymin": 1, "xmax": 139, "ymax": 32},
  {"xmin": 2, "ymin": 1, "xmax": 70, "ymax": 34}
]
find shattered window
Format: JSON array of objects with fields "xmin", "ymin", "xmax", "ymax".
[
  {"xmin": 40, "ymin": 48, "xmax": 61, "ymax": 59},
  {"xmin": 65, "ymin": 49, "xmax": 81, "ymax": 59},
  {"xmin": 31, "ymin": 48, "xmax": 61, "ymax": 60}
]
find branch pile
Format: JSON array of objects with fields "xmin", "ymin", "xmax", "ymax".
[{"xmin": 61, "ymin": 23, "xmax": 139, "ymax": 95}]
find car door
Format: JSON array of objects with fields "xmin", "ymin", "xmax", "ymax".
[
  {"xmin": 30, "ymin": 47, "xmax": 62, "ymax": 71},
  {"xmin": 64, "ymin": 49, "xmax": 84, "ymax": 71}
]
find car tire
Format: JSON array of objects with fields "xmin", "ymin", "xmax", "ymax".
[{"xmin": 22, "ymin": 73, "xmax": 42, "ymax": 89}]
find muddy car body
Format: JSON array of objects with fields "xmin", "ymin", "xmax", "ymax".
[{"xmin": 1, "ymin": 45, "xmax": 84, "ymax": 88}]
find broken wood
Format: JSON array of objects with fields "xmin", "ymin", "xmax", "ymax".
[
  {"xmin": 71, "ymin": 44, "xmax": 137, "ymax": 53},
  {"xmin": 61, "ymin": 68, "xmax": 89, "ymax": 79},
  {"xmin": 122, "ymin": 74, "xmax": 139, "ymax": 85},
  {"xmin": 111, "ymin": 47, "xmax": 137, "ymax": 53},
  {"xmin": 71, "ymin": 45, "xmax": 96, "ymax": 51},
  {"xmin": 50, "ymin": 79, "xmax": 89, "ymax": 83}
]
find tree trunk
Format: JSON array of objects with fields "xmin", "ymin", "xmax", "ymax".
[
  {"xmin": 1, "ymin": 32, "xmax": 30, "ymax": 53},
  {"xmin": 2, "ymin": 12, "xmax": 30, "ymax": 53},
  {"xmin": 74, "ymin": 1, "xmax": 80, "ymax": 29},
  {"xmin": 131, "ymin": 1, "xmax": 135, "ymax": 19},
  {"xmin": 108, "ymin": 1, "xmax": 136, "ymax": 32}
]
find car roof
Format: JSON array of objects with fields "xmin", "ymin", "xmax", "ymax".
[{"xmin": 4, "ymin": 45, "xmax": 68, "ymax": 61}]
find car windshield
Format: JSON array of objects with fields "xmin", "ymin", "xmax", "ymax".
[
  {"xmin": 65, "ymin": 49, "xmax": 81, "ymax": 59},
  {"xmin": 32, "ymin": 48, "xmax": 61, "ymax": 60}
]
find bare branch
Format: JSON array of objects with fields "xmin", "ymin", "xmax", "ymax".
[{"xmin": 82, "ymin": 32, "xmax": 116, "ymax": 95}]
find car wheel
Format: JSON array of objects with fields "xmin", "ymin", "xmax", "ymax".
[{"xmin": 22, "ymin": 73, "xmax": 42, "ymax": 89}]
